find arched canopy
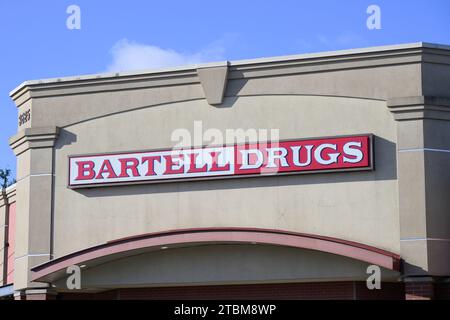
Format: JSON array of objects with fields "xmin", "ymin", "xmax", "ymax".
[{"xmin": 31, "ymin": 227, "xmax": 400, "ymax": 282}]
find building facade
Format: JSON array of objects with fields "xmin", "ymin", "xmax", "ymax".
[{"xmin": 1, "ymin": 43, "xmax": 450, "ymax": 300}]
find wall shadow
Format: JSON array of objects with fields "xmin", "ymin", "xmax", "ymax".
[
  {"xmin": 55, "ymin": 128, "xmax": 77, "ymax": 149},
  {"xmin": 401, "ymin": 260, "xmax": 429, "ymax": 277}
]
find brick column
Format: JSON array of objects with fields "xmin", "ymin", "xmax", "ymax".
[
  {"xmin": 14, "ymin": 288, "xmax": 57, "ymax": 300},
  {"xmin": 9, "ymin": 127, "xmax": 59, "ymax": 294},
  {"xmin": 435, "ymin": 278, "xmax": 450, "ymax": 299},
  {"xmin": 404, "ymin": 277, "xmax": 435, "ymax": 300}
]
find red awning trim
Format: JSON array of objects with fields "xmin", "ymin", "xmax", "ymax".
[{"xmin": 31, "ymin": 227, "xmax": 401, "ymax": 281}]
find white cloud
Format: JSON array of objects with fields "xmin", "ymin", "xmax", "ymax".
[
  {"xmin": 107, "ymin": 38, "xmax": 227, "ymax": 72},
  {"xmin": 317, "ymin": 33, "xmax": 366, "ymax": 48}
]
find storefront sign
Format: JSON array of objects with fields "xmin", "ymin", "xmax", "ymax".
[{"xmin": 68, "ymin": 135, "xmax": 373, "ymax": 188}]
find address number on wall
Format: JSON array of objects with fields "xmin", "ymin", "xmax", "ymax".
[{"xmin": 18, "ymin": 109, "xmax": 31, "ymax": 126}]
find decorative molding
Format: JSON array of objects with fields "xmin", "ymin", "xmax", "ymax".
[
  {"xmin": 398, "ymin": 148, "xmax": 450, "ymax": 153},
  {"xmin": 0, "ymin": 184, "xmax": 16, "ymax": 208},
  {"xmin": 9, "ymin": 43, "xmax": 450, "ymax": 107},
  {"xmin": 387, "ymin": 96, "xmax": 450, "ymax": 121},
  {"xmin": 197, "ymin": 62, "xmax": 229, "ymax": 105},
  {"xmin": 9, "ymin": 127, "xmax": 60, "ymax": 156}
]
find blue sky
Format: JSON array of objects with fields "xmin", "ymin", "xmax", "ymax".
[{"xmin": 1, "ymin": 0, "xmax": 449, "ymax": 178}]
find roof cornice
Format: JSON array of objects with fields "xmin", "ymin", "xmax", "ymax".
[
  {"xmin": 9, "ymin": 42, "xmax": 450, "ymax": 106},
  {"xmin": 0, "ymin": 183, "xmax": 16, "ymax": 207}
]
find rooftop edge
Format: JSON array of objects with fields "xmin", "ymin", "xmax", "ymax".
[{"xmin": 9, "ymin": 42, "xmax": 450, "ymax": 98}]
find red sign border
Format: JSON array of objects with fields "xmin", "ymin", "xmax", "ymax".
[{"xmin": 67, "ymin": 134, "xmax": 374, "ymax": 189}]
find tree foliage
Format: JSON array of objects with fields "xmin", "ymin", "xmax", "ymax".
[{"xmin": 0, "ymin": 168, "xmax": 16, "ymax": 190}]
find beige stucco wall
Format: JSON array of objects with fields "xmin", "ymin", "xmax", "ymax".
[
  {"xmin": 52, "ymin": 95, "xmax": 399, "ymax": 256},
  {"xmin": 8, "ymin": 43, "xmax": 450, "ymax": 292}
]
